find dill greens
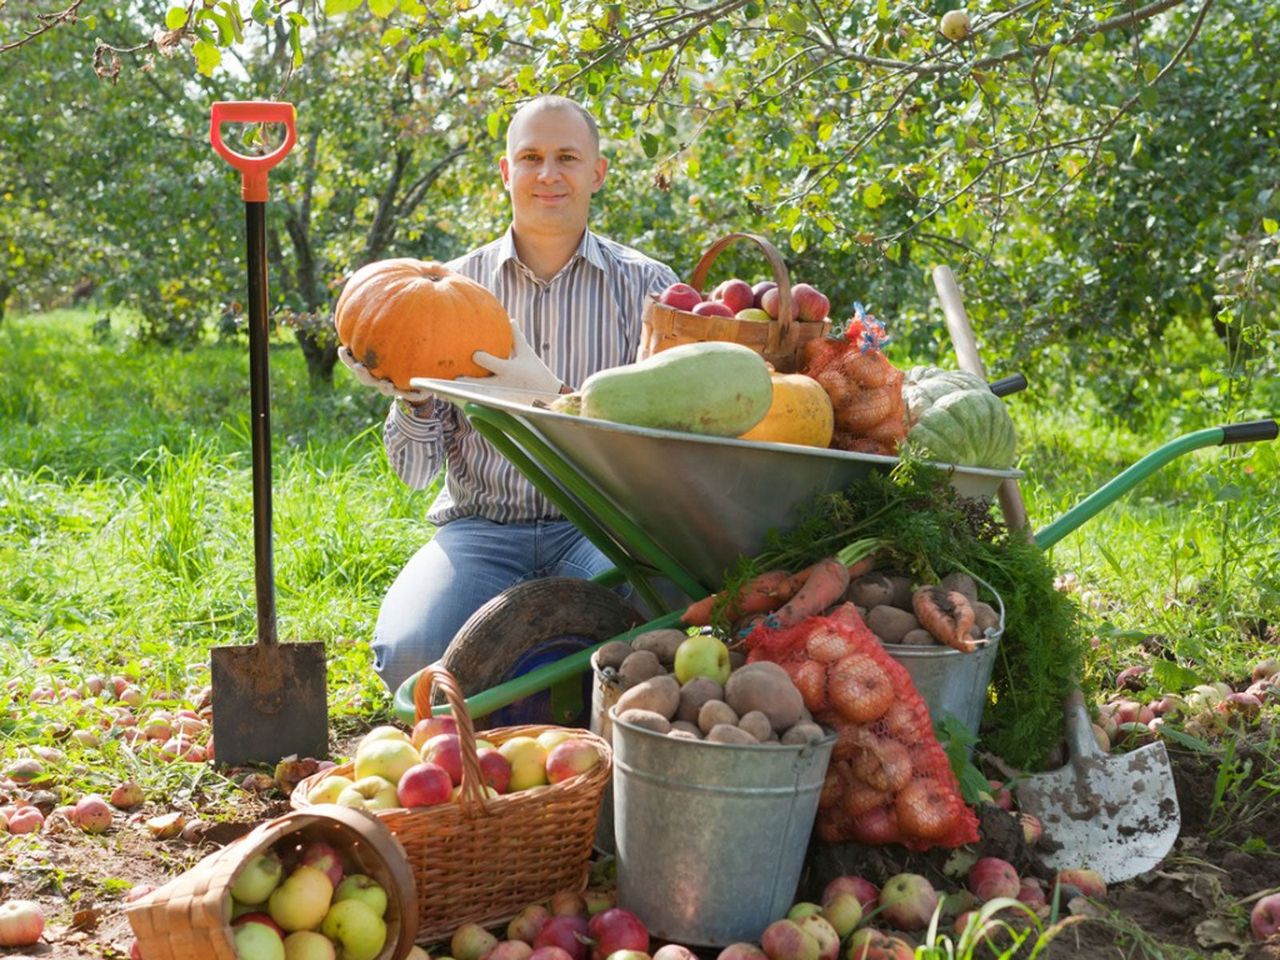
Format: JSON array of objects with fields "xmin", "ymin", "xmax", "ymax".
[{"xmin": 718, "ymin": 460, "xmax": 1088, "ymax": 771}]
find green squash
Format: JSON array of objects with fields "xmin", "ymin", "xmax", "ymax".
[{"xmin": 902, "ymin": 366, "xmax": 1017, "ymax": 468}]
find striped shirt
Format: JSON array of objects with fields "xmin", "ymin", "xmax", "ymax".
[{"xmin": 383, "ymin": 227, "xmax": 679, "ymax": 524}]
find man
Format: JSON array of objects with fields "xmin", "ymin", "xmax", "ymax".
[{"xmin": 341, "ymin": 95, "xmax": 679, "ymax": 694}]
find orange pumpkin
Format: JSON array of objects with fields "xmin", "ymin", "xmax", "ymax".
[
  {"xmin": 738, "ymin": 372, "xmax": 834, "ymax": 447},
  {"xmin": 334, "ymin": 258, "xmax": 513, "ymax": 390}
]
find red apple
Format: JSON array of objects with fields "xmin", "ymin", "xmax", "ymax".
[
  {"xmin": 1251, "ymin": 659, "xmax": 1279, "ymax": 682},
  {"xmin": 1252, "ymin": 892, "xmax": 1280, "ymax": 941},
  {"xmin": 1017, "ymin": 877, "xmax": 1047, "ymax": 909},
  {"xmin": 845, "ymin": 930, "xmax": 912, "ymax": 960},
  {"xmin": 588, "ymin": 908, "xmax": 649, "ymax": 960},
  {"xmin": 548, "ymin": 891, "xmax": 588, "ymax": 918},
  {"xmin": 967, "ymin": 857, "xmax": 1020, "ymax": 902},
  {"xmin": 411, "ymin": 714, "xmax": 458, "ymax": 750},
  {"xmin": 717, "ymin": 279, "xmax": 755, "ymax": 314},
  {"xmin": 545, "ymin": 740, "xmax": 601, "ymax": 785},
  {"xmin": 300, "ymin": 840, "xmax": 345, "ymax": 888},
  {"xmin": 534, "ymin": 915, "xmax": 590, "ymax": 960},
  {"xmin": 508, "ymin": 904, "xmax": 550, "ymax": 944},
  {"xmin": 232, "ymin": 911, "xmax": 286, "ymax": 937},
  {"xmin": 658, "ymin": 283, "xmax": 702, "ymax": 312},
  {"xmin": 691, "ymin": 300, "xmax": 735, "ymax": 318},
  {"xmin": 821, "ymin": 875, "xmax": 879, "ymax": 912},
  {"xmin": 397, "ymin": 762, "xmax": 453, "ymax": 808},
  {"xmin": 0, "ymin": 900, "xmax": 44, "ymax": 947},
  {"xmin": 789, "ymin": 283, "xmax": 829, "ymax": 323},
  {"xmin": 487, "ymin": 941, "xmax": 535, "ymax": 960},
  {"xmin": 791, "ymin": 915, "xmax": 839, "ymax": 960},
  {"xmin": 422, "ymin": 733, "xmax": 464, "ymax": 786},
  {"xmin": 751, "ymin": 281, "xmax": 776, "ymax": 309},
  {"xmin": 73, "ymin": 794, "xmax": 113, "ymax": 834},
  {"xmin": 477, "ymin": 748, "xmax": 513, "ymax": 794},
  {"xmin": 1053, "ymin": 868, "xmax": 1106, "ymax": 900},
  {"xmin": 1020, "ymin": 812, "xmax": 1043, "ymax": 846},
  {"xmin": 530, "ymin": 949, "xmax": 575, "ymax": 960},
  {"xmin": 760, "ymin": 919, "xmax": 820, "ymax": 960},
  {"xmin": 111, "ymin": 781, "xmax": 145, "ymax": 809},
  {"xmin": 7, "ymin": 806, "xmax": 44, "ymax": 834},
  {"xmin": 986, "ymin": 779, "xmax": 1013, "ymax": 811}
]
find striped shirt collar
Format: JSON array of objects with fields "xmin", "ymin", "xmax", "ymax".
[{"xmin": 495, "ymin": 226, "xmax": 609, "ymax": 284}]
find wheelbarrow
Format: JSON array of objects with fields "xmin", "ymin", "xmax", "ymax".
[{"xmin": 389, "ymin": 374, "xmax": 1277, "ymax": 730}]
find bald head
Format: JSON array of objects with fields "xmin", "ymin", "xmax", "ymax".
[{"xmin": 505, "ymin": 96, "xmax": 600, "ymax": 158}]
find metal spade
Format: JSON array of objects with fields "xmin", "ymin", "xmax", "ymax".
[{"xmin": 208, "ymin": 102, "xmax": 328, "ymax": 767}]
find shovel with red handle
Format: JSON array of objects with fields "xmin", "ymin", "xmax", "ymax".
[{"xmin": 208, "ymin": 102, "xmax": 329, "ymax": 766}]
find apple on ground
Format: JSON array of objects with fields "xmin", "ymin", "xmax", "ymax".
[
  {"xmin": 877, "ymin": 873, "xmax": 939, "ymax": 931},
  {"xmin": 307, "ymin": 775, "xmax": 354, "ymax": 806},
  {"xmin": 453, "ymin": 923, "xmax": 500, "ymax": 960},
  {"xmin": 583, "ymin": 890, "xmax": 614, "ymax": 916},
  {"xmin": 230, "ymin": 852, "xmax": 285, "ymax": 905},
  {"xmin": 74, "ymin": 794, "xmax": 113, "ymax": 833},
  {"xmin": 673, "ymin": 635, "xmax": 731, "ymax": 685},
  {"xmin": 1020, "ymin": 812, "xmax": 1043, "ymax": 846},
  {"xmin": 477, "ymin": 747, "xmax": 513, "ymax": 794},
  {"xmin": 499, "ymin": 738, "xmax": 549, "ymax": 791},
  {"xmin": 844, "ymin": 930, "xmax": 912, "ymax": 960},
  {"xmin": 603, "ymin": 952, "xmax": 648, "ymax": 960},
  {"xmin": 1252, "ymin": 892, "xmax": 1280, "ymax": 941},
  {"xmin": 337, "ymin": 775, "xmax": 400, "ymax": 812},
  {"xmin": 545, "ymin": 740, "xmax": 601, "ymax": 784},
  {"xmin": 819, "ymin": 892, "xmax": 862, "ymax": 938},
  {"xmin": 657, "ymin": 283, "xmax": 702, "ymax": 312},
  {"xmin": 7, "ymin": 806, "xmax": 44, "ymax": 834},
  {"xmin": 398, "ymin": 761, "xmax": 454, "ymax": 808},
  {"xmin": 529, "ymin": 948, "xmax": 575, "ymax": 960},
  {"xmin": 334, "ymin": 874, "xmax": 388, "ymax": 919},
  {"xmin": 355, "ymin": 736, "xmax": 421, "ymax": 785},
  {"xmin": 548, "ymin": 891, "xmax": 588, "ymax": 918},
  {"xmin": 967, "ymin": 857, "xmax": 1020, "ymax": 902},
  {"xmin": 1053, "ymin": 868, "xmax": 1106, "ymax": 900},
  {"xmin": 111, "ymin": 781, "xmax": 145, "ymax": 809},
  {"xmin": 1017, "ymin": 877, "xmax": 1047, "ymax": 909},
  {"xmin": 715, "ymin": 946, "xmax": 767, "ymax": 960},
  {"xmin": 411, "ymin": 714, "xmax": 458, "ymax": 750},
  {"xmin": 283, "ymin": 929, "xmax": 337, "ymax": 960},
  {"xmin": 0, "ymin": 900, "xmax": 45, "ymax": 948},
  {"xmin": 507, "ymin": 903, "xmax": 550, "ymax": 943},
  {"xmin": 652, "ymin": 946, "xmax": 697, "ymax": 960},
  {"xmin": 760, "ymin": 919, "xmax": 819, "ymax": 960},
  {"xmin": 718, "ymin": 279, "xmax": 755, "ymax": 314},
  {"xmin": 488, "ymin": 941, "xmax": 535, "ymax": 960},
  {"xmin": 268, "ymin": 865, "xmax": 334, "ymax": 932},
  {"xmin": 321, "ymin": 898, "xmax": 387, "ymax": 960},
  {"xmin": 233, "ymin": 919, "xmax": 286, "ymax": 960},
  {"xmin": 300, "ymin": 841, "xmax": 345, "ymax": 888},
  {"xmin": 786, "ymin": 902, "xmax": 823, "ymax": 920},
  {"xmin": 533, "ymin": 915, "xmax": 591, "ymax": 960},
  {"xmin": 587, "ymin": 907, "xmax": 649, "ymax": 960},
  {"xmin": 821, "ymin": 875, "xmax": 878, "ymax": 913},
  {"xmin": 792, "ymin": 914, "xmax": 839, "ymax": 960}
]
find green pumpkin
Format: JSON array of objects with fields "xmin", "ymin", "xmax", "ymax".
[{"xmin": 902, "ymin": 367, "xmax": 1017, "ymax": 468}]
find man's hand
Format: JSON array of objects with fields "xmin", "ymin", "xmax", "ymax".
[
  {"xmin": 457, "ymin": 320, "xmax": 564, "ymax": 395},
  {"xmin": 338, "ymin": 346, "xmax": 435, "ymax": 405}
]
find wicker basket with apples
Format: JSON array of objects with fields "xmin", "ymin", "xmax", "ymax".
[{"xmin": 125, "ymin": 804, "xmax": 416, "ymax": 960}]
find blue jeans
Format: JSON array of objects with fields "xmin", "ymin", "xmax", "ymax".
[{"xmin": 371, "ymin": 517, "xmax": 617, "ymax": 695}]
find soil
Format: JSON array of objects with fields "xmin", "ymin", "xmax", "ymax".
[{"xmin": 3, "ymin": 737, "xmax": 1279, "ymax": 959}]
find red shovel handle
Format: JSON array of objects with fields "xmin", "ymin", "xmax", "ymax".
[{"xmin": 210, "ymin": 101, "xmax": 297, "ymax": 202}]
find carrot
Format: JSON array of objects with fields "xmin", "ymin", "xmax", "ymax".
[
  {"xmin": 770, "ymin": 557, "xmax": 852, "ymax": 629},
  {"xmin": 681, "ymin": 569, "xmax": 794, "ymax": 626},
  {"xmin": 912, "ymin": 586, "xmax": 979, "ymax": 653}
]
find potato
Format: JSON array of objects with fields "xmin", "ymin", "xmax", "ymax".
[
  {"xmin": 697, "ymin": 699, "xmax": 739, "ymax": 735},
  {"xmin": 972, "ymin": 601, "xmax": 1000, "ymax": 633},
  {"xmin": 616, "ymin": 709, "xmax": 671, "ymax": 734},
  {"xmin": 737, "ymin": 710, "xmax": 772, "ymax": 742},
  {"xmin": 676, "ymin": 676, "xmax": 724, "ymax": 724},
  {"xmin": 594, "ymin": 640, "xmax": 633, "ymax": 671},
  {"xmin": 670, "ymin": 720, "xmax": 703, "ymax": 739},
  {"xmin": 724, "ymin": 662, "xmax": 804, "ymax": 733},
  {"xmin": 618, "ymin": 649, "xmax": 665, "ymax": 686},
  {"xmin": 900, "ymin": 628, "xmax": 938, "ymax": 646},
  {"xmin": 615, "ymin": 675, "xmax": 680, "ymax": 720},
  {"xmin": 887, "ymin": 575, "xmax": 915, "ymax": 610},
  {"xmin": 847, "ymin": 573, "xmax": 894, "ymax": 609},
  {"xmin": 728, "ymin": 650, "xmax": 748, "ymax": 672},
  {"xmin": 631, "ymin": 629, "xmax": 687, "ymax": 666},
  {"xmin": 668, "ymin": 728, "xmax": 701, "ymax": 741},
  {"xmin": 865, "ymin": 605, "xmax": 919, "ymax": 644},
  {"xmin": 781, "ymin": 722, "xmax": 826, "ymax": 745},
  {"xmin": 706, "ymin": 724, "xmax": 758, "ymax": 745},
  {"xmin": 940, "ymin": 572, "xmax": 978, "ymax": 603}
]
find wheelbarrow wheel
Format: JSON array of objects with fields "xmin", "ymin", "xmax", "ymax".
[{"xmin": 438, "ymin": 577, "xmax": 643, "ymax": 729}]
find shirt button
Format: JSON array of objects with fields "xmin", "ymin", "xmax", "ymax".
[{"xmin": 541, "ymin": 342, "xmax": 550, "ymax": 351}]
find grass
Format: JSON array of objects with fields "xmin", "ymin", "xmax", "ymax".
[{"xmin": 1, "ymin": 308, "xmax": 1277, "ymax": 794}]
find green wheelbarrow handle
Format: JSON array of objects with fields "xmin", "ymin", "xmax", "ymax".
[{"xmin": 391, "ymin": 419, "xmax": 1277, "ymax": 726}]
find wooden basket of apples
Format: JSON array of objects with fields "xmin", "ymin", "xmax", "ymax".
[
  {"xmin": 640, "ymin": 232, "xmax": 832, "ymax": 373},
  {"xmin": 291, "ymin": 666, "xmax": 612, "ymax": 944},
  {"xmin": 125, "ymin": 803, "xmax": 417, "ymax": 960}
]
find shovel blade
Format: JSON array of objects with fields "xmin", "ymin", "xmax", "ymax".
[
  {"xmin": 1015, "ymin": 740, "xmax": 1180, "ymax": 884},
  {"xmin": 210, "ymin": 642, "xmax": 329, "ymax": 767}
]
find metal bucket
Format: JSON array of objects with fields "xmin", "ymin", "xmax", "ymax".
[
  {"xmin": 609, "ymin": 709, "xmax": 835, "ymax": 947},
  {"xmin": 882, "ymin": 576, "xmax": 1006, "ymax": 737}
]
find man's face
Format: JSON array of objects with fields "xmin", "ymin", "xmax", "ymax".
[{"xmin": 500, "ymin": 106, "xmax": 607, "ymax": 237}]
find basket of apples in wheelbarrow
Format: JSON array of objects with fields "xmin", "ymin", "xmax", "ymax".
[{"xmin": 329, "ymin": 235, "xmax": 1276, "ymax": 948}]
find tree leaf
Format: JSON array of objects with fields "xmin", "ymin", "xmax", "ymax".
[
  {"xmin": 164, "ymin": 7, "xmax": 189, "ymax": 29},
  {"xmin": 640, "ymin": 132, "xmax": 660, "ymax": 158},
  {"xmin": 325, "ymin": 0, "xmax": 364, "ymax": 15},
  {"xmin": 368, "ymin": 0, "xmax": 397, "ymax": 18},
  {"xmin": 192, "ymin": 38, "xmax": 222, "ymax": 76},
  {"xmin": 862, "ymin": 182, "xmax": 885, "ymax": 208}
]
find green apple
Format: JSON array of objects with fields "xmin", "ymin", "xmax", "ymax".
[
  {"xmin": 283, "ymin": 929, "xmax": 337, "ymax": 960},
  {"xmin": 674, "ymin": 634, "xmax": 731, "ymax": 685},
  {"xmin": 337, "ymin": 776, "xmax": 400, "ymax": 812},
  {"xmin": 334, "ymin": 874, "xmax": 388, "ymax": 919},
  {"xmin": 321, "ymin": 898, "xmax": 387, "ymax": 960},
  {"xmin": 735, "ymin": 308, "xmax": 772, "ymax": 323},
  {"xmin": 234, "ymin": 920, "xmax": 286, "ymax": 960},
  {"xmin": 535, "ymin": 729, "xmax": 575, "ymax": 753},
  {"xmin": 786, "ymin": 902, "xmax": 823, "ymax": 920},
  {"xmin": 306, "ymin": 775, "xmax": 354, "ymax": 806},
  {"xmin": 940, "ymin": 9, "xmax": 971, "ymax": 41},
  {"xmin": 405, "ymin": 948, "xmax": 432, "ymax": 960},
  {"xmin": 267, "ymin": 865, "xmax": 334, "ymax": 932},
  {"xmin": 358, "ymin": 725, "xmax": 412, "ymax": 749},
  {"xmin": 498, "ymin": 737, "xmax": 548, "ymax": 791},
  {"xmin": 230, "ymin": 852, "xmax": 284, "ymax": 905},
  {"xmin": 354, "ymin": 737, "xmax": 420, "ymax": 785}
]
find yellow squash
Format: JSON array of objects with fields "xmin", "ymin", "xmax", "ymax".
[{"xmin": 738, "ymin": 372, "xmax": 834, "ymax": 447}]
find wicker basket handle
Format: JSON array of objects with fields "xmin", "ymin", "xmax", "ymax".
[
  {"xmin": 688, "ymin": 232, "xmax": 795, "ymax": 336},
  {"xmin": 412, "ymin": 665, "xmax": 491, "ymax": 815}
]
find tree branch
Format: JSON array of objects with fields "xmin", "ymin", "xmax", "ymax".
[{"xmin": 0, "ymin": 0, "xmax": 85, "ymax": 53}]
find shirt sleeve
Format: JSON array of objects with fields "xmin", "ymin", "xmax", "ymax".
[{"xmin": 382, "ymin": 399, "xmax": 452, "ymax": 489}]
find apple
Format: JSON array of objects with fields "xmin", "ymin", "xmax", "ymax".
[
  {"xmin": 499, "ymin": 738, "xmax": 549, "ymax": 791},
  {"xmin": 358, "ymin": 725, "xmax": 412, "ymax": 748},
  {"xmin": 489, "ymin": 941, "xmax": 535, "ymax": 960},
  {"xmin": 549, "ymin": 890, "xmax": 588, "ymax": 918},
  {"xmin": 751, "ymin": 281, "xmax": 777, "ymax": 309},
  {"xmin": 74, "ymin": 794, "xmax": 113, "ymax": 833},
  {"xmin": 307, "ymin": 775, "xmax": 354, "ymax": 806},
  {"xmin": 0, "ymin": 900, "xmax": 44, "ymax": 947},
  {"xmin": 405, "ymin": 948, "xmax": 432, "ymax": 960},
  {"xmin": 587, "ymin": 908, "xmax": 649, "ymax": 960},
  {"xmin": 878, "ymin": 874, "xmax": 938, "ymax": 931},
  {"xmin": 604, "ymin": 953, "xmax": 648, "ymax": 960},
  {"xmin": 967, "ymin": 857, "xmax": 1019, "ymax": 902},
  {"xmin": 583, "ymin": 890, "xmax": 614, "ymax": 916},
  {"xmin": 321, "ymin": 898, "xmax": 387, "ymax": 960},
  {"xmin": 1252, "ymin": 892, "xmax": 1280, "ymax": 941},
  {"xmin": 125, "ymin": 883, "xmax": 157, "ymax": 903},
  {"xmin": 760, "ymin": 919, "xmax": 820, "ymax": 960},
  {"xmin": 507, "ymin": 903, "xmax": 550, "ymax": 943},
  {"xmin": 334, "ymin": 874, "xmax": 387, "ymax": 919},
  {"xmin": 536, "ymin": 729, "xmax": 576, "ymax": 753},
  {"xmin": 533, "ymin": 914, "xmax": 591, "ymax": 960},
  {"xmin": 673, "ymin": 635, "xmax": 731, "ymax": 685},
  {"xmin": 734, "ymin": 308, "xmax": 772, "ymax": 323},
  {"xmin": 1020, "ymin": 812, "xmax": 1043, "ymax": 846},
  {"xmin": 789, "ymin": 284, "xmax": 829, "ymax": 324},
  {"xmin": 786, "ymin": 903, "xmax": 823, "ymax": 920},
  {"xmin": 234, "ymin": 918, "xmax": 287, "ymax": 960},
  {"xmin": 453, "ymin": 923, "xmax": 500, "ymax": 960},
  {"xmin": 691, "ymin": 301, "xmax": 735, "ymax": 318},
  {"xmin": 300, "ymin": 841, "xmax": 345, "ymax": 889},
  {"xmin": 821, "ymin": 875, "xmax": 878, "ymax": 913},
  {"xmin": 940, "ymin": 9, "xmax": 970, "ymax": 42},
  {"xmin": 819, "ymin": 892, "xmax": 862, "ymax": 938},
  {"xmin": 653, "ymin": 946, "xmax": 697, "ymax": 960},
  {"xmin": 658, "ymin": 283, "xmax": 703, "ymax": 312},
  {"xmin": 529, "ymin": 949, "xmax": 575, "ymax": 960},
  {"xmin": 268, "ymin": 865, "xmax": 334, "ymax": 932},
  {"xmin": 421, "ymin": 734, "xmax": 465, "ymax": 786},
  {"xmin": 283, "ymin": 929, "xmax": 337, "ymax": 960},
  {"xmin": 792, "ymin": 914, "xmax": 839, "ymax": 960},
  {"xmin": 234, "ymin": 912, "xmax": 287, "ymax": 937},
  {"xmin": 337, "ymin": 776, "xmax": 400, "ymax": 812},
  {"xmin": 230, "ymin": 852, "xmax": 284, "ymax": 905},
  {"xmin": 1252, "ymin": 659, "xmax": 1280, "ymax": 682},
  {"xmin": 718, "ymin": 279, "xmax": 755, "ymax": 314},
  {"xmin": 716, "ymin": 946, "xmax": 767, "ymax": 960},
  {"xmin": 398, "ymin": 762, "xmax": 454, "ymax": 808},
  {"xmin": 545, "ymin": 740, "xmax": 601, "ymax": 785},
  {"xmin": 1017, "ymin": 877, "xmax": 1047, "ymax": 909},
  {"xmin": 411, "ymin": 714, "xmax": 459, "ymax": 750},
  {"xmin": 470, "ymin": 747, "xmax": 511, "ymax": 794},
  {"xmin": 355, "ymin": 736, "xmax": 420, "ymax": 785},
  {"xmin": 111, "ymin": 781, "xmax": 145, "ymax": 809},
  {"xmin": 1053, "ymin": 868, "xmax": 1106, "ymax": 899},
  {"xmin": 844, "ymin": 930, "xmax": 912, "ymax": 960}
]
